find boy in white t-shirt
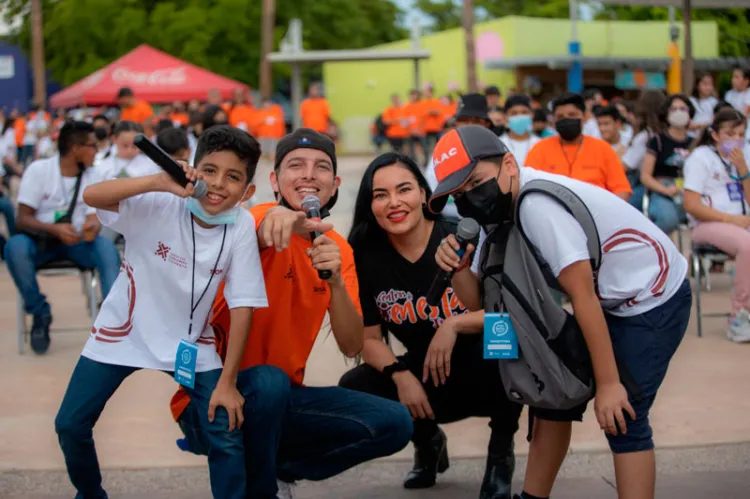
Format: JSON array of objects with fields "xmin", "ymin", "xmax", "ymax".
[
  {"xmin": 54, "ymin": 125, "xmax": 269, "ymax": 499},
  {"xmin": 725, "ymin": 67, "xmax": 750, "ymax": 141},
  {"xmin": 5, "ymin": 121, "xmax": 121, "ymax": 355},
  {"xmin": 430, "ymin": 126, "xmax": 691, "ymax": 499}
]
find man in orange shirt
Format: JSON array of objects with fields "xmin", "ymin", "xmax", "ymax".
[
  {"xmin": 525, "ymin": 92, "xmax": 631, "ymax": 200},
  {"xmin": 255, "ymin": 97, "xmax": 285, "ymax": 161},
  {"xmin": 422, "ymin": 86, "xmax": 444, "ymax": 166},
  {"xmin": 228, "ymin": 88, "xmax": 258, "ymax": 135},
  {"xmin": 117, "ymin": 87, "xmax": 154, "ymax": 124},
  {"xmin": 403, "ymin": 89, "xmax": 427, "ymax": 166},
  {"xmin": 381, "ymin": 94, "xmax": 410, "ymax": 153},
  {"xmin": 300, "ymin": 83, "xmax": 331, "ymax": 134},
  {"xmin": 170, "ymin": 129, "xmax": 412, "ymax": 498}
]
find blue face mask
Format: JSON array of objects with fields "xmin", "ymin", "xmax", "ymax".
[
  {"xmin": 187, "ymin": 197, "xmax": 241, "ymax": 225},
  {"xmin": 508, "ymin": 114, "xmax": 532, "ymax": 135}
]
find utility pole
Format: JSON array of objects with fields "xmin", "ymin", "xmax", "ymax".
[
  {"xmin": 259, "ymin": 0, "xmax": 276, "ymax": 99},
  {"xmin": 682, "ymin": 0, "xmax": 694, "ymax": 95},
  {"xmin": 30, "ymin": 0, "xmax": 46, "ymax": 107},
  {"xmin": 463, "ymin": 0, "xmax": 477, "ymax": 93}
]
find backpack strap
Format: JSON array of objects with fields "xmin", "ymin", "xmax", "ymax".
[{"xmin": 515, "ymin": 179, "xmax": 602, "ymax": 272}]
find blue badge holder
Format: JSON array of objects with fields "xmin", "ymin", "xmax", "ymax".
[
  {"xmin": 174, "ymin": 339, "xmax": 198, "ymax": 389},
  {"xmin": 483, "ymin": 312, "xmax": 519, "ymax": 359}
]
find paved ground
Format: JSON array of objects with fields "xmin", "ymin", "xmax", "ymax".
[{"xmin": 1, "ymin": 157, "xmax": 750, "ymax": 497}]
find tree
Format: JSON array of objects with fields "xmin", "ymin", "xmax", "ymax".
[
  {"xmin": 3, "ymin": 0, "xmax": 407, "ymax": 88},
  {"xmin": 415, "ymin": 0, "xmax": 572, "ymax": 32}
]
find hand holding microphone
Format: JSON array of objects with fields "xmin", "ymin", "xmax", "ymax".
[
  {"xmin": 429, "ymin": 218, "xmax": 480, "ymax": 306},
  {"xmin": 133, "ymin": 133, "xmax": 208, "ymax": 199},
  {"xmin": 303, "ymin": 195, "xmax": 335, "ymax": 281}
]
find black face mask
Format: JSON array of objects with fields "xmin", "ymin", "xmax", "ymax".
[
  {"xmin": 94, "ymin": 127, "xmax": 108, "ymax": 141},
  {"xmin": 454, "ymin": 177, "xmax": 513, "ymax": 227},
  {"xmin": 555, "ymin": 118, "xmax": 582, "ymax": 141}
]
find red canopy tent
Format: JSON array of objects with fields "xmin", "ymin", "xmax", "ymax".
[{"xmin": 49, "ymin": 44, "xmax": 248, "ymax": 108}]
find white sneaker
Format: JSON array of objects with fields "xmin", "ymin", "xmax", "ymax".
[
  {"xmin": 277, "ymin": 479, "xmax": 295, "ymax": 499},
  {"xmin": 727, "ymin": 310, "xmax": 750, "ymax": 343}
]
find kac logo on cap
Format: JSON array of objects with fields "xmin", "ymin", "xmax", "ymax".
[{"xmin": 299, "ymin": 137, "xmax": 312, "ymax": 145}]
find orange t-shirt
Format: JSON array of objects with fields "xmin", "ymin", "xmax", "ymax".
[
  {"xmin": 169, "ymin": 202, "xmax": 362, "ymax": 421},
  {"xmin": 300, "ymin": 98, "xmax": 330, "ymax": 133},
  {"xmin": 120, "ymin": 100, "xmax": 154, "ymax": 124},
  {"xmin": 525, "ymin": 136, "xmax": 631, "ymax": 195},
  {"xmin": 403, "ymin": 101, "xmax": 426, "ymax": 136},
  {"xmin": 170, "ymin": 113, "xmax": 189, "ymax": 126},
  {"xmin": 443, "ymin": 101, "xmax": 457, "ymax": 123},
  {"xmin": 381, "ymin": 106, "xmax": 409, "ymax": 139},
  {"xmin": 422, "ymin": 98, "xmax": 444, "ymax": 133},
  {"xmin": 229, "ymin": 105, "xmax": 259, "ymax": 135},
  {"xmin": 255, "ymin": 105, "xmax": 286, "ymax": 139},
  {"xmin": 14, "ymin": 118, "xmax": 25, "ymax": 147}
]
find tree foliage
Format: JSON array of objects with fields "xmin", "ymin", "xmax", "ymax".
[
  {"xmin": 3, "ymin": 0, "xmax": 407, "ymax": 87},
  {"xmin": 414, "ymin": 0, "xmax": 572, "ymax": 32}
]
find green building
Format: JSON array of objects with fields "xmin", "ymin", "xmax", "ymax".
[{"xmin": 323, "ymin": 15, "xmax": 720, "ymax": 153}]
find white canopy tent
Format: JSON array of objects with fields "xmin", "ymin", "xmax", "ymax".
[{"xmin": 596, "ymin": 0, "xmax": 750, "ymax": 92}]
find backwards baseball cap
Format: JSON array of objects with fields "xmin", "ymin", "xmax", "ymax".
[
  {"xmin": 275, "ymin": 128, "xmax": 337, "ymax": 174},
  {"xmin": 427, "ymin": 125, "xmax": 509, "ymax": 214}
]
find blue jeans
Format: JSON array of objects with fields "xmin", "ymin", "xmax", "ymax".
[
  {"xmin": 629, "ymin": 184, "xmax": 645, "ymax": 213},
  {"xmin": 0, "ymin": 196, "xmax": 15, "ymax": 234},
  {"xmin": 179, "ymin": 366, "xmax": 413, "ymax": 498},
  {"xmin": 4, "ymin": 233, "xmax": 120, "ymax": 317},
  {"xmin": 55, "ymin": 356, "xmax": 246, "ymax": 499},
  {"xmin": 604, "ymin": 280, "xmax": 692, "ymax": 453}
]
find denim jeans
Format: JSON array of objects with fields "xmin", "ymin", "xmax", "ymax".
[
  {"xmin": 629, "ymin": 184, "xmax": 645, "ymax": 213},
  {"xmin": 604, "ymin": 280, "xmax": 692, "ymax": 453},
  {"xmin": 0, "ymin": 195, "xmax": 15, "ymax": 235},
  {"xmin": 179, "ymin": 365, "xmax": 413, "ymax": 499},
  {"xmin": 4, "ymin": 233, "xmax": 120, "ymax": 317},
  {"xmin": 56, "ymin": 356, "xmax": 246, "ymax": 499}
]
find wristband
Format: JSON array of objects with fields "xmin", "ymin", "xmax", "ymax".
[
  {"xmin": 740, "ymin": 172, "xmax": 750, "ymax": 181},
  {"xmin": 382, "ymin": 360, "xmax": 409, "ymax": 379}
]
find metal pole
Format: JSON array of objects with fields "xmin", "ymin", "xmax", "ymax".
[
  {"xmin": 411, "ymin": 17, "xmax": 421, "ymax": 91},
  {"xmin": 290, "ymin": 19, "xmax": 303, "ymax": 130},
  {"xmin": 260, "ymin": 0, "xmax": 276, "ymax": 99},
  {"xmin": 682, "ymin": 0, "xmax": 694, "ymax": 95},
  {"xmin": 463, "ymin": 0, "xmax": 477, "ymax": 92},
  {"xmin": 567, "ymin": 0, "xmax": 583, "ymax": 94},
  {"xmin": 30, "ymin": 0, "xmax": 46, "ymax": 107}
]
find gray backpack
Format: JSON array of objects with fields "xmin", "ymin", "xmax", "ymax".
[{"xmin": 478, "ymin": 179, "xmax": 600, "ymax": 410}]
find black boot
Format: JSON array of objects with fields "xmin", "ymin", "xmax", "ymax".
[
  {"xmin": 403, "ymin": 427, "xmax": 449, "ymax": 489},
  {"xmin": 30, "ymin": 313, "xmax": 52, "ymax": 355},
  {"xmin": 479, "ymin": 439, "xmax": 515, "ymax": 499}
]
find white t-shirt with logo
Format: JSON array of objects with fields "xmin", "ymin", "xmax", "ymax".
[
  {"xmin": 97, "ymin": 153, "xmax": 161, "ymax": 180},
  {"xmin": 83, "ymin": 193, "xmax": 268, "ymax": 371},
  {"xmin": 683, "ymin": 145, "xmax": 750, "ymax": 226},
  {"xmin": 17, "ymin": 156, "xmax": 100, "ymax": 230},
  {"xmin": 472, "ymin": 167, "xmax": 687, "ymax": 317},
  {"xmin": 499, "ymin": 134, "xmax": 540, "ymax": 167}
]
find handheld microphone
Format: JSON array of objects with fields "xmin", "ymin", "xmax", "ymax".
[
  {"xmin": 302, "ymin": 195, "xmax": 333, "ymax": 280},
  {"xmin": 426, "ymin": 217, "xmax": 481, "ymax": 306},
  {"xmin": 133, "ymin": 133, "xmax": 207, "ymax": 199}
]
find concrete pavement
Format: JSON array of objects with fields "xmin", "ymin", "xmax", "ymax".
[{"xmin": 1, "ymin": 157, "xmax": 750, "ymax": 497}]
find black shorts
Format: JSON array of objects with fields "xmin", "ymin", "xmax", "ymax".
[{"xmin": 530, "ymin": 401, "xmax": 589, "ymax": 422}]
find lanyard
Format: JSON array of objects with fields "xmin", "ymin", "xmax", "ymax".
[
  {"xmin": 188, "ymin": 216, "xmax": 227, "ymax": 338},
  {"xmin": 560, "ymin": 139, "xmax": 584, "ymax": 174}
]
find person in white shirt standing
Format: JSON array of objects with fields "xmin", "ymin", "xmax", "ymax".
[
  {"xmin": 690, "ymin": 73, "xmax": 719, "ymax": 138},
  {"xmin": 498, "ymin": 94, "xmax": 540, "ymax": 167},
  {"xmin": 431, "ymin": 125, "xmax": 690, "ymax": 499},
  {"xmin": 582, "ymin": 88, "xmax": 604, "ymax": 139},
  {"xmin": 683, "ymin": 108, "xmax": 750, "ymax": 343},
  {"xmin": 92, "ymin": 114, "xmax": 113, "ymax": 165},
  {"xmin": 4, "ymin": 121, "xmax": 121, "ymax": 355},
  {"xmin": 725, "ymin": 67, "xmax": 750, "ymax": 141},
  {"xmin": 97, "ymin": 121, "xmax": 161, "ymax": 180},
  {"xmin": 55, "ymin": 125, "xmax": 268, "ymax": 499}
]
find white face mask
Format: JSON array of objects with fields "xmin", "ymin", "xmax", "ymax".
[{"xmin": 667, "ymin": 110, "xmax": 690, "ymax": 129}]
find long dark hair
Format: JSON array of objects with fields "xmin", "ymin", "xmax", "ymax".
[
  {"xmin": 2, "ymin": 117, "xmax": 16, "ymax": 136},
  {"xmin": 692, "ymin": 72, "xmax": 714, "ymax": 99},
  {"xmin": 348, "ymin": 152, "xmax": 438, "ymax": 251},
  {"xmin": 697, "ymin": 108, "xmax": 746, "ymax": 148},
  {"xmin": 634, "ymin": 90, "xmax": 666, "ymax": 135}
]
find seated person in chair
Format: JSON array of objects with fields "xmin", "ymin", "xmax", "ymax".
[{"xmin": 4, "ymin": 121, "xmax": 121, "ymax": 355}]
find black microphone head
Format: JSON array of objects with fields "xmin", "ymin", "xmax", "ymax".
[
  {"xmin": 457, "ymin": 218, "xmax": 480, "ymax": 241},
  {"xmin": 301, "ymin": 195, "xmax": 321, "ymax": 212}
]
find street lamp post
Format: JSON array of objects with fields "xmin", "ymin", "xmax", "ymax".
[{"xmin": 568, "ymin": 0, "xmax": 583, "ymax": 93}]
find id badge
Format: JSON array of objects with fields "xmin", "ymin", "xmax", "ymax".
[
  {"xmin": 53, "ymin": 209, "xmax": 67, "ymax": 222},
  {"xmin": 727, "ymin": 182, "xmax": 743, "ymax": 202},
  {"xmin": 484, "ymin": 312, "xmax": 518, "ymax": 360},
  {"xmin": 174, "ymin": 339, "xmax": 198, "ymax": 389}
]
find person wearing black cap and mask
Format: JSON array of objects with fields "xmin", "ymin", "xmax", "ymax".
[
  {"xmin": 430, "ymin": 125, "xmax": 691, "ymax": 499},
  {"xmin": 485, "ymin": 86, "xmax": 507, "ymax": 136},
  {"xmin": 181, "ymin": 128, "xmax": 413, "ymax": 499},
  {"xmin": 424, "ymin": 93, "xmax": 497, "ymax": 219}
]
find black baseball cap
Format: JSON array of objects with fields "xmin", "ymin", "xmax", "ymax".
[{"xmin": 428, "ymin": 125, "xmax": 509, "ymax": 214}]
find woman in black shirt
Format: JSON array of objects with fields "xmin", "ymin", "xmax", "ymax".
[
  {"xmin": 639, "ymin": 94, "xmax": 695, "ymax": 235},
  {"xmin": 339, "ymin": 152, "xmax": 521, "ymax": 498}
]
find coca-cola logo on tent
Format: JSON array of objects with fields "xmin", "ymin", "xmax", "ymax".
[{"xmin": 112, "ymin": 66, "xmax": 187, "ymax": 86}]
